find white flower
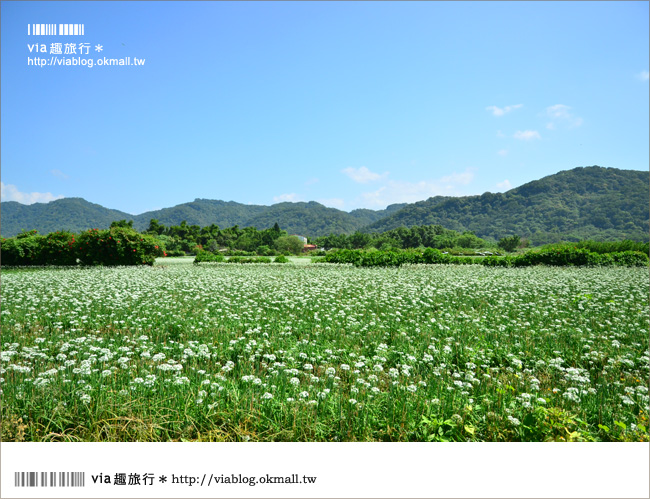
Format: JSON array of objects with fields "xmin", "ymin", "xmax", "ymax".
[
  {"xmin": 262, "ymin": 392, "xmax": 273, "ymax": 400},
  {"xmin": 349, "ymin": 399, "xmax": 357, "ymax": 405},
  {"xmin": 507, "ymin": 416, "xmax": 521, "ymax": 426}
]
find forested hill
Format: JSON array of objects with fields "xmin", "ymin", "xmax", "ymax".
[
  {"xmin": 1, "ymin": 198, "xmax": 134, "ymax": 237},
  {"xmin": 134, "ymin": 199, "xmax": 268, "ymax": 232},
  {"xmin": 0, "ymin": 196, "xmax": 404, "ymax": 238},
  {"xmin": 365, "ymin": 166, "xmax": 649, "ymax": 244}
]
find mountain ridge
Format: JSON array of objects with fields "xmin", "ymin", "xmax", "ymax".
[{"xmin": 1, "ymin": 166, "xmax": 648, "ymax": 242}]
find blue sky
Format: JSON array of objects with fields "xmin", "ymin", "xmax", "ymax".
[{"xmin": 1, "ymin": 1, "xmax": 648, "ymax": 215}]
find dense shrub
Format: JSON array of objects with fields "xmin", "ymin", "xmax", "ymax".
[
  {"xmin": 41, "ymin": 231, "xmax": 78, "ymax": 265},
  {"xmin": 2, "ymin": 228, "xmax": 164, "ymax": 267},
  {"xmin": 193, "ymin": 251, "xmax": 225, "ymax": 264},
  {"xmin": 226, "ymin": 256, "xmax": 272, "ymax": 264},
  {"xmin": 610, "ymin": 251, "xmax": 649, "ymax": 267},
  {"xmin": 483, "ymin": 248, "xmax": 648, "ymax": 268},
  {"xmin": 422, "ymin": 248, "xmax": 451, "ymax": 264},
  {"xmin": 542, "ymin": 240, "xmax": 650, "ymax": 255},
  {"xmin": 225, "ymin": 249, "xmax": 256, "ymax": 257},
  {"xmin": 1, "ymin": 235, "xmax": 45, "ymax": 265},
  {"xmin": 482, "ymin": 255, "xmax": 514, "ymax": 267},
  {"xmin": 322, "ymin": 246, "xmax": 648, "ymax": 268},
  {"xmin": 274, "ymin": 255, "xmax": 290, "ymax": 263},
  {"xmin": 76, "ymin": 227, "xmax": 164, "ymax": 266}
]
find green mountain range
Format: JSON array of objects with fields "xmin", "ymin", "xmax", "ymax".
[
  {"xmin": 366, "ymin": 166, "xmax": 649, "ymax": 244},
  {"xmin": 0, "ymin": 195, "xmax": 406, "ymax": 238},
  {"xmin": 1, "ymin": 166, "xmax": 648, "ymax": 242}
]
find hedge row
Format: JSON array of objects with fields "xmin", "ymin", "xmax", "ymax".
[
  {"xmin": 322, "ymin": 247, "xmax": 649, "ymax": 268},
  {"xmin": 193, "ymin": 251, "xmax": 289, "ymax": 264},
  {"xmin": 193, "ymin": 250, "xmax": 226, "ymax": 264},
  {"xmin": 483, "ymin": 247, "xmax": 649, "ymax": 267},
  {"xmin": 323, "ymin": 248, "xmax": 480, "ymax": 267},
  {"xmin": 1, "ymin": 228, "xmax": 165, "ymax": 266}
]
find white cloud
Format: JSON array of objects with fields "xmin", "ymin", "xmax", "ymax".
[
  {"xmin": 0, "ymin": 182, "xmax": 64, "ymax": 204},
  {"xmin": 486, "ymin": 104, "xmax": 523, "ymax": 117},
  {"xmin": 496, "ymin": 179, "xmax": 512, "ymax": 191},
  {"xmin": 546, "ymin": 122, "xmax": 555, "ymax": 130},
  {"xmin": 638, "ymin": 70, "xmax": 649, "ymax": 81},
  {"xmin": 317, "ymin": 198, "xmax": 345, "ymax": 210},
  {"xmin": 546, "ymin": 104, "xmax": 582, "ymax": 128},
  {"xmin": 342, "ymin": 166, "xmax": 389, "ymax": 183},
  {"xmin": 513, "ymin": 130, "xmax": 541, "ymax": 140},
  {"xmin": 358, "ymin": 169, "xmax": 475, "ymax": 208},
  {"xmin": 497, "ymin": 149, "xmax": 508, "ymax": 156},
  {"xmin": 50, "ymin": 169, "xmax": 69, "ymax": 179},
  {"xmin": 272, "ymin": 193, "xmax": 303, "ymax": 203}
]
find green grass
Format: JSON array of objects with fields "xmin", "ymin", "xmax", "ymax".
[{"xmin": 2, "ymin": 264, "xmax": 648, "ymax": 442}]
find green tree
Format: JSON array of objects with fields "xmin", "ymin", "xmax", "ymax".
[
  {"xmin": 274, "ymin": 235, "xmax": 304, "ymax": 255},
  {"xmin": 498, "ymin": 235, "xmax": 521, "ymax": 252},
  {"xmin": 110, "ymin": 219, "xmax": 134, "ymax": 229},
  {"xmin": 146, "ymin": 218, "xmax": 165, "ymax": 235}
]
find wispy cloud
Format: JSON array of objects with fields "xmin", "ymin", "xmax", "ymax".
[
  {"xmin": 1, "ymin": 182, "xmax": 64, "ymax": 204},
  {"xmin": 496, "ymin": 179, "xmax": 512, "ymax": 191},
  {"xmin": 546, "ymin": 104, "xmax": 582, "ymax": 128},
  {"xmin": 272, "ymin": 193, "xmax": 303, "ymax": 203},
  {"xmin": 342, "ymin": 166, "xmax": 389, "ymax": 184},
  {"xmin": 50, "ymin": 169, "xmax": 69, "ymax": 179},
  {"xmin": 513, "ymin": 130, "xmax": 541, "ymax": 141},
  {"xmin": 358, "ymin": 169, "xmax": 475, "ymax": 208},
  {"xmin": 497, "ymin": 149, "xmax": 508, "ymax": 156},
  {"xmin": 486, "ymin": 104, "xmax": 523, "ymax": 117},
  {"xmin": 304, "ymin": 177, "xmax": 319, "ymax": 186},
  {"xmin": 317, "ymin": 198, "xmax": 345, "ymax": 210},
  {"xmin": 638, "ymin": 70, "xmax": 649, "ymax": 81}
]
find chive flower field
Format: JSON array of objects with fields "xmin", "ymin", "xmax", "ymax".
[{"xmin": 2, "ymin": 262, "xmax": 648, "ymax": 442}]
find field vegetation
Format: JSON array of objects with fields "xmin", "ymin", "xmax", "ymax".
[{"xmin": 2, "ymin": 262, "xmax": 648, "ymax": 442}]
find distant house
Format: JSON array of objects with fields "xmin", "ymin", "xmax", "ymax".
[{"xmin": 302, "ymin": 244, "xmax": 317, "ymax": 253}]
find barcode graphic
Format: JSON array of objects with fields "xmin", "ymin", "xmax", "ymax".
[
  {"xmin": 27, "ymin": 24, "xmax": 85, "ymax": 36},
  {"xmin": 14, "ymin": 472, "xmax": 85, "ymax": 487}
]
